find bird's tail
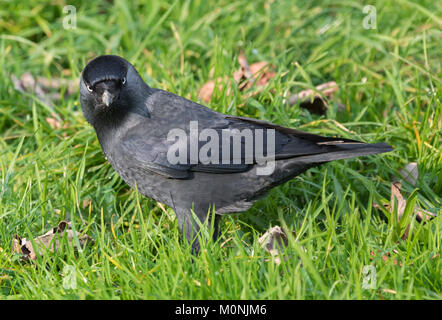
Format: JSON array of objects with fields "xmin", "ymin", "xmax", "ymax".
[{"xmin": 291, "ymin": 142, "xmax": 393, "ymax": 164}]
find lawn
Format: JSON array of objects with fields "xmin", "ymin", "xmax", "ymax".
[{"xmin": 0, "ymin": 0, "xmax": 440, "ymax": 299}]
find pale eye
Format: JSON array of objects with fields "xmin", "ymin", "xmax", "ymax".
[
  {"xmin": 122, "ymin": 77, "xmax": 126, "ymax": 85},
  {"xmin": 86, "ymin": 84, "xmax": 93, "ymax": 92}
]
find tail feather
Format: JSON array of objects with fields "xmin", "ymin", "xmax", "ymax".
[
  {"xmin": 290, "ymin": 142, "xmax": 393, "ymax": 164},
  {"xmin": 227, "ymin": 115, "xmax": 393, "ymax": 164}
]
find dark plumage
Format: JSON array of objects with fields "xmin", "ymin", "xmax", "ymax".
[{"xmin": 80, "ymin": 55, "xmax": 393, "ymax": 252}]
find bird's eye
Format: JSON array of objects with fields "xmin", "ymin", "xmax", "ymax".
[
  {"xmin": 86, "ymin": 84, "xmax": 93, "ymax": 92},
  {"xmin": 122, "ymin": 77, "xmax": 126, "ymax": 85}
]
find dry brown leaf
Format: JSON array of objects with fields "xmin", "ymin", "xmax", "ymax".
[
  {"xmin": 374, "ymin": 163, "xmax": 435, "ymax": 224},
  {"xmin": 45, "ymin": 117, "xmax": 62, "ymax": 129},
  {"xmin": 374, "ymin": 182, "xmax": 436, "ymax": 240},
  {"xmin": 258, "ymin": 226, "xmax": 296, "ymax": 265},
  {"xmin": 198, "ymin": 52, "xmax": 276, "ymax": 102},
  {"xmin": 410, "ymin": 206, "xmax": 434, "ymax": 223},
  {"xmin": 12, "ymin": 72, "xmax": 52, "ymax": 106},
  {"xmin": 198, "ymin": 77, "xmax": 232, "ymax": 103},
  {"xmin": 235, "ymin": 52, "xmax": 276, "ymax": 90},
  {"xmin": 82, "ymin": 198, "xmax": 92, "ymax": 209},
  {"xmin": 45, "ymin": 111, "xmax": 69, "ymax": 131},
  {"xmin": 391, "ymin": 182, "xmax": 407, "ymax": 221},
  {"xmin": 237, "ymin": 51, "xmax": 254, "ymax": 81},
  {"xmin": 11, "ymin": 73, "xmax": 78, "ymax": 105},
  {"xmin": 249, "ymin": 61, "xmax": 276, "ymax": 87},
  {"xmin": 288, "ymin": 81, "xmax": 339, "ymax": 115},
  {"xmin": 370, "ymin": 250, "xmax": 403, "ymax": 267},
  {"xmin": 12, "ymin": 221, "xmax": 94, "ymax": 261},
  {"xmin": 391, "ymin": 181, "xmax": 436, "ymax": 223},
  {"xmin": 36, "ymin": 76, "xmax": 78, "ymax": 95},
  {"xmin": 198, "ymin": 80, "xmax": 215, "ymax": 103}
]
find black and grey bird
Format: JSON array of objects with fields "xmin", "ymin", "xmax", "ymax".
[{"xmin": 80, "ymin": 55, "xmax": 392, "ymax": 251}]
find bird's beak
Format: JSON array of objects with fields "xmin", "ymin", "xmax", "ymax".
[{"xmin": 102, "ymin": 90, "xmax": 115, "ymax": 107}]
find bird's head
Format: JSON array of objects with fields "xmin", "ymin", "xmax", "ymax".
[{"xmin": 80, "ymin": 55, "xmax": 150, "ymax": 126}]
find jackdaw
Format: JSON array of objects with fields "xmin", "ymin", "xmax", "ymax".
[{"xmin": 80, "ymin": 55, "xmax": 392, "ymax": 252}]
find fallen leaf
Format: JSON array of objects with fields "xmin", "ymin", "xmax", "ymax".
[
  {"xmin": 198, "ymin": 80, "xmax": 216, "ymax": 104},
  {"xmin": 12, "ymin": 73, "xmax": 52, "ymax": 106},
  {"xmin": 235, "ymin": 52, "xmax": 276, "ymax": 91},
  {"xmin": 374, "ymin": 182, "xmax": 436, "ymax": 240},
  {"xmin": 249, "ymin": 61, "xmax": 276, "ymax": 87},
  {"xmin": 370, "ymin": 250, "xmax": 403, "ymax": 267},
  {"xmin": 45, "ymin": 117, "xmax": 62, "ymax": 129},
  {"xmin": 35, "ymin": 76, "xmax": 78, "ymax": 95},
  {"xmin": 198, "ymin": 52, "xmax": 276, "ymax": 102},
  {"xmin": 391, "ymin": 182, "xmax": 407, "ymax": 222},
  {"xmin": 410, "ymin": 206, "xmax": 435, "ymax": 223},
  {"xmin": 198, "ymin": 76, "xmax": 232, "ymax": 103},
  {"xmin": 288, "ymin": 81, "xmax": 339, "ymax": 115},
  {"xmin": 11, "ymin": 221, "xmax": 94, "ymax": 261},
  {"xmin": 258, "ymin": 226, "xmax": 296, "ymax": 265},
  {"xmin": 259, "ymin": 226, "xmax": 289, "ymax": 252},
  {"xmin": 11, "ymin": 73, "xmax": 78, "ymax": 105},
  {"xmin": 82, "ymin": 198, "xmax": 92, "ymax": 209},
  {"xmin": 12, "ymin": 235, "xmax": 36, "ymax": 261},
  {"xmin": 237, "ymin": 51, "xmax": 254, "ymax": 83},
  {"xmin": 393, "ymin": 182, "xmax": 436, "ymax": 222}
]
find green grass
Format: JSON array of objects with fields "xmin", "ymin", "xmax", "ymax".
[{"xmin": 0, "ymin": 0, "xmax": 440, "ymax": 299}]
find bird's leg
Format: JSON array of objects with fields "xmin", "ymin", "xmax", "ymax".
[{"xmin": 175, "ymin": 207, "xmax": 221, "ymax": 254}]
